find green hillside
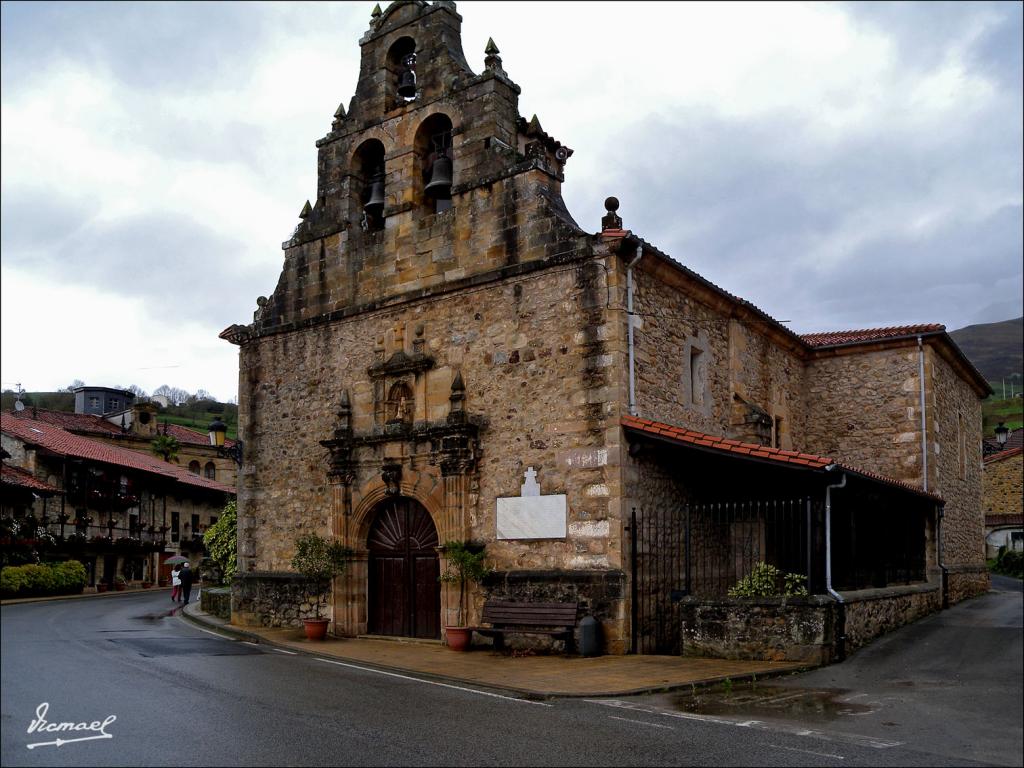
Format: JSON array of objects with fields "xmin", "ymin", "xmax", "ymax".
[{"xmin": 949, "ymin": 316, "xmax": 1023, "ymax": 384}]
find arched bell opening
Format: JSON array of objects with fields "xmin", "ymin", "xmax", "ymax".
[
  {"xmin": 387, "ymin": 37, "xmax": 418, "ymax": 103},
  {"xmin": 352, "ymin": 139, "xmax": 386, "ymax": 232},
  {"xmin": 414, "ymin": 113, "xmax": 454, "ymax": 215}
]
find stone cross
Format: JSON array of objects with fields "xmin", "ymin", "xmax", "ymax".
[{"xmin": 521, "ymin": 466, "xmax": 540, "ymax": 497}]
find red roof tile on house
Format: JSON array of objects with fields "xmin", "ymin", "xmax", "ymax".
[
  {"xmin": 621, "ymin": 415, "xmax": 942, "ymax": 502},
  {"xmin": 984, "ymin": 446, "xmax": 1023, "ymax": 464},
  {"xmin": 1, "ymin": 414, "xmax": 235, "ymax": 495},
  {"xmin": 9, "ymin": 408, "xmax": 234, "ymax": 448},
  {"xmin": 800, "ymin": 324, "xmax": 945, "ymax": 348},
  {"xmin": 12, "ymin": 408, "xmax": 123, "ymax": 435},
  {"xmin": 1, "ymin": 463, "xmax": 62, "ymax": 494}
]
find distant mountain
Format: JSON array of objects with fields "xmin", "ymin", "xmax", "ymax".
[{"xmin": 949, "ymin": 317, "xmax": 1023, "ymax": 385}]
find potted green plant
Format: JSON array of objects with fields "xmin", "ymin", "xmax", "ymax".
[
  {"xmin": 114, "ymin": 575, "xmax": 127, "ymax": 591},
  {"xmin": 290, "ymin": 532, "xmax": 351, "ymax": 640},
  {"xmin": 439, "ymin": 540, "xmax": 490, "ymax": 651}
]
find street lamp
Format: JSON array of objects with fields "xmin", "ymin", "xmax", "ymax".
[
  {"xmin": 995, "ymin": 422, "xmax": 1009, "ymax": 448},
  {"xmin": 208, "ymin": 417, "xmax": 243, "ymax": 467}
]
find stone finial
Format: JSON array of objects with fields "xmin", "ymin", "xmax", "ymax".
[
  {"xmin": 601, "ymin": 196, "xmax": 623, "ymax": 231},
  {"xmin": 334, "ymin": 102, "xmax": 346, "ymax": 120},
  {"xmin": 299, "ymin": 200, "xmax": 312, "ymax": 219},
  {"xmin": 484, "ymin": 37, "xmax": 503, "ymax": 72},
  {"xmin": 371, "ymin": 3, "xmax": 382, "ymax": 20},
  {"xmin": 527, "ymin": 114, "xmax": 543, "ymax": 136},
  {"xmin": 448, "ymin": 370, "xmax": 466, "ymax": 423}
]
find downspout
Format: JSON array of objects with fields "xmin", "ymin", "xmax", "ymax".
[
  {"xmin": 825, "ymin": 471, "xmax": 848, "ymax": 661},
  {"xmin": 627, "ymin": 245, "xmax": 642, "ymax": 416},
  {"xmin": 918, "ymin": 336, "xmax": 928, "ymax": 492},
  {"xmin": 937, "ymin": 502, "xmax": 948, "ymax": 608}
]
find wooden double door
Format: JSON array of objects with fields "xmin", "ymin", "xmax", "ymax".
[{"xmin": 367, "ymin": 498, "xmax": 440, "ymax": 639}]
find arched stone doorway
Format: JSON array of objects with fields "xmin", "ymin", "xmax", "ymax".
[{"xmin": 366, "ymin": 496, "xmax": 440, "ymax": 639}]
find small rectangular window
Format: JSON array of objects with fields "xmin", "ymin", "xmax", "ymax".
[
  {"xmin": 689, "ymin": 348, "xmax": 705, "ymax": 406},
  {"xmin": 171, "ymin": 512, "xmax": 180, "ymax": 543}
]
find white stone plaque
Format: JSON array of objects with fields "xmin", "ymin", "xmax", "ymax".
[{"xmin": 496, "ymin": 467, "xmax": 567, "ymax": 540}]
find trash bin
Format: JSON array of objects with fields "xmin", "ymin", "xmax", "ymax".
[{"xmin": 578, "ymin": 615, "xmax": 600, "ymax": 656}]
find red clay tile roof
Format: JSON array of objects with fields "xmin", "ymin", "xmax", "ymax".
[
  {"xmin": 1, "ymin": 463, "xmax": 62, "ymax": 494},
  {"xmin": 9, "ymin": 408, "xmax": 234, "ymax": 448},
  {"xmin": 621, "ymin": 415, "xmax": 942, "ymax": 502},
  {"xmin": 12, "ymin": 408, "xmax": 124, "ymax": 435},
  {"xmin": 800, "ymin": 324, "xmax": 945, "ymax": 348},
  {"xmin": 985, "ymin": 446, "xmax": 1023, "ymax": 464},
  {"xmin": 985, "ymin": 513, "xmax": 1023, "ymax": 527},
  {"xmin": 1, "ymin": 414, "xmax": 235, "ymax": 495}
]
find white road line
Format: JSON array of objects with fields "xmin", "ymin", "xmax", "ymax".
[
  {"xmin": 313, "ymin": 658, "xmax": 552, "ymax": 706},
  {"xmin": 189, "ymin": 625, "xmax": 235, "ymax": 641},
  {"xmin": 272, "ymin": 648, "xmax": 298, "ymax": 655},
  {"xmin": 584, "ymin": 699, "xmax": 902, "ymax": 750},
  {"xmin": 242, "ymin": 641, "xmax": 260, "ymax": 646},
  {"xmin": 769, "ymin": 743, "xmax": 845, "ymax": 760},
  {"xmin": 608, "ymin": 715, "xmax": 674, "ymax": 730}
]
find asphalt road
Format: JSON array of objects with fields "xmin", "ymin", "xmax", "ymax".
[{"xmin": 1, "ymin": 579, "xmax": 1021, "ymax": 767}]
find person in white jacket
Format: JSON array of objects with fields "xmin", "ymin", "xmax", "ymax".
[{"xmin": 171, "ymin": 565, "xmax": 182, "ymax": 602}]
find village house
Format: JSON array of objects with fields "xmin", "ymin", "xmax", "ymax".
[
  {"xmin": 1, "ymin": 413, "xmax": 235, "ymax": 588},
  {"xmin": 220, "ymin": 1, "xmax": 990, "ymax": 658}
]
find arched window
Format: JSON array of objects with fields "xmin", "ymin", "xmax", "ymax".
[
  {"xmin": 415, "ymin": 114, "xmax": 454, "ymax": 214},
  {"xmin": 386, "ymin": 382, "xmax": 414, "ymax": 426},
  {"xmin": 187, "ymin": 461, "xmax": 200, "ymax": 476},
  {"xmin": 352, "ymin": 139, "xmax": 387, "ymax": 232},
  {"xmin": 204, "ymin": 462, "xmax": 216, "ymax": 480}
]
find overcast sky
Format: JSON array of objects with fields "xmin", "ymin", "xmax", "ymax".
[{"xmin": 2, "ymin": 1, "xmax": 1021, "ymax": 402}]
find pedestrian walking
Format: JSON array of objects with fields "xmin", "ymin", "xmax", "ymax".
[
  {"xmin": 171, "ymin": 565, "xmax": 182, "ymax": 602},
  {"xmin": 179, "ymin": 562, "xmax": 195, "ymax": 605}
]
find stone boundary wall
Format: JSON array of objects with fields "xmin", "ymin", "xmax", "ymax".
[
  {"xmin": 232, "ymin": 572, "xmax": 326, "ymax": 629},
  {"xmin": 679, "ymin": 583, "xmax": 947, "ymax": 664},
  {"xmin": 944, "ymin": 565, "xmax": 990, "ymax": 604},
  {"xmin": 201, "ymin": 586, "xmax": 231, "ymax": 620},
  {"xmin": 842, "ymin": 583, "xmax": 942, "ymax": 651},
  {"xmin": 679, "ymin": 597, "xmax": 837, "ymax": 664},
  {"xmin": 482, "ymin": 569, "xmax": 626, "ymax": 654}
]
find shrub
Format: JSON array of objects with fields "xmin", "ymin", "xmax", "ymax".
[
  {"xmin": 204, "ymin": 500, "xmax": 237, "ymax": 584},
  {"xmin": 21, "ymin": 564, "xmax": 56, "ymax": 595},
  {"xmin": 53, "ymin": 560, "xmax": 87, "ymax": 594},
  {"xmin": 0, "ymin": 566, "xmax": 29, "ymax": 597},
  {"xmin": 1, "ymin": 561, "xmax": 89, "ymax": 597},
  {"xmin": 993, "ymin": 549, "xmax": 1024, "ymax": 579},
  {"xmin": 291, "ymin": 533, "xmax": 351, "ymax": 619},
  {"xmin": 439, "ymin": 541, "xmax": 491, "ymax": 627},
  {"xmin": 728, "ymin": 562, "xmax": 809, "ymax": 598}
]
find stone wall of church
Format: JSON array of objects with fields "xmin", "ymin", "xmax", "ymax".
[
  {"xmin": 236, "ymin": 251, "xmax": 629, "ymax": 638},
  {"xmin": 630, "ymin": 263, "xmax": 807, "ymax": 450}
]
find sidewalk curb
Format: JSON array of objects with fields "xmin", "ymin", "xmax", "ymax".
[{"xmin": 178, "ymin": 603, "xmax": 811, "ymax": 700}]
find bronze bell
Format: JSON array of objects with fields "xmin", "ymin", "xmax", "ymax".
[
  {"xmin": 397, "ymin": 68, "xmax": 417, "ymax": 99},
  {"xmin": 398, "ymin": 53, "xmax": 417, "ymax": 99},
  {"xmin": 363, "ymin": 170, "xmax": 385, "ymax": 216},
  {"xmin": 424, "ymin": 153, "xmax": 452, "ymax": 198}
]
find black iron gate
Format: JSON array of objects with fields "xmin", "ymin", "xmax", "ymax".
[{"xmin": 629, "ymin": 498, "xmax": 821, "ymax": 654}]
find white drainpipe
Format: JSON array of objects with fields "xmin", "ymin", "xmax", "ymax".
[
  {"xmin": 825, "ymin": 470, "xmax": 848, "ymax": 660},
  {"xmin": 627, "ymin": 245, "xmax": 642, "ymax": 416},
  {"xmin": 918, "ymin": 335, "xmax": 928, "ymax": 492}
]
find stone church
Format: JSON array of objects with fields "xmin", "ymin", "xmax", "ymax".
[{"xmin": 222, "ymin": 1, "xmax": 990, "ymax": 658}]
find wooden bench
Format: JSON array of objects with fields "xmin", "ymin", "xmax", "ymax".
[{"xmin": 473, "ymin": 600, "xmax": 579, "ymax": 653}]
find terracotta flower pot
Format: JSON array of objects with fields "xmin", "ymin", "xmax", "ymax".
[
  {"xmin": 303, "ymin": 618, "xmax": 330, "ymax": 641},
  {"xmin": 96, "ymin": 584, "xmax": 109, "ymax": 593},
  {"xmin": 115, "ymin": 583, "xmax": 127, "ymax": 591},
  {"xmin": 445, "ymin": 626, "xmax": 472, "ymax": 651}
]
